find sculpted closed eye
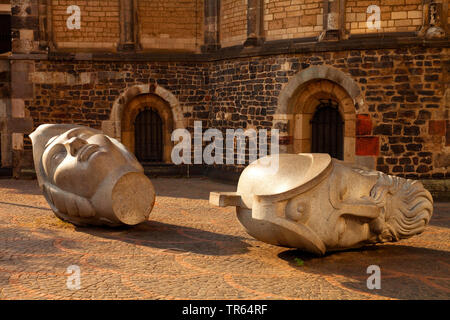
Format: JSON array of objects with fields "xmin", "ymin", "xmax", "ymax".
[
  {"xmin": 52, "ymin": 150, "xmax": 66, "ymax": 162},
  {"xmin": 78, "ymin": 133, "xmax": 91, "ymax": 141},
  {"xmin": 67, "ymin": 129, "xmax": 92, "ymax": 141},
  {"xmin": 47, "ymin": 145, "xmax": 67, "ymax": 172}
]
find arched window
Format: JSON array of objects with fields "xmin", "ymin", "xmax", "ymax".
[
  {"xmin": 134, "ymin": 108, "xmax": 163, "ymax": 163},
  {"xmin": 311, "ymin": 99, "xmax": 344, "ymax": 160}
]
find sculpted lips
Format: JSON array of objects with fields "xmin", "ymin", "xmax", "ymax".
[{"xmin": 78, "ymin": 144, "xmax": 100, "ymax": 162}]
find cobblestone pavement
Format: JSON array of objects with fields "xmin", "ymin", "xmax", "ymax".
[{"xmin": 0, "ymin": 178, "xmax": 448, "ymax": 300}]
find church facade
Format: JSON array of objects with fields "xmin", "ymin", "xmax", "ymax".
[{"xmin": 0, "ymin": 0, "xmax": 448, "ymax": 193}]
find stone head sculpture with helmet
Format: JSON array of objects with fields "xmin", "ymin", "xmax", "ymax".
[{"xmin": 210, "ymin": 153, "xmax": 433, "ymax": 255}]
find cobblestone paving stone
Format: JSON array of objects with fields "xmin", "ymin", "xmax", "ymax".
[{"xmin": 0, "ymin": 178, "xmax": 448, "ymax": 300}]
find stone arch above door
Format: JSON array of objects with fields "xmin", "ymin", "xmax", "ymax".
[
  {"xmin": 276, "ymin": 65, "xmax": 364, "ymax": 115},
  {"xmin": 102, "ymin": 84, "xmax": 185, "ymax": 138},
  {"xmin": 101, "ymin": 84, "xmax": 185, "ymax": 163},
  {"xmin": 273, "ymin": 66, "xmax": 362, "ymax": 163}
]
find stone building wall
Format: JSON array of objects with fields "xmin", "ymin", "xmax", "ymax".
[
  {"xmin": 52, "ymin": 0, "xmax": 120, "ymax": 50},
  {"xmin": 208, "ymin": 47, "xmax": 449, "ymax": 179},
  {"xmin": 138, "ymin": 0, "xmax": 204, "ymax": 51},
  {"xmin": 0, "ymin": 59, "xmax": 9, "ymax": 120},
  {"xmin": 345, "ymin": 0, "xmax": 423, "ymax": 34},
  {"xmin": 15, "ymin": 45, "xmax": 450, "ymax": 179},
  {"xmin": 264, "ymin": 0, "xmax": 323, "ymax": 40},
  {"xmin": 220, "ymin": 0, "xmax": 247, "ymax": 47},
  {"xmin": 11, "ymin": 0, "xmax": 40, "ymax": 54},
  {"xmin": 0, "ymin": 57, "xmax": 10, "ymax": 167},
  {"xmin": 50, "ymin": 0, "xmax": 205, "ymax": 52},
  {"xmin": 5, "ymin": 0, "xmax": 450, "ymax": 184},
  {"xmin": 28, "ymin": 60, "xmax": 210, "ymax": 130}
]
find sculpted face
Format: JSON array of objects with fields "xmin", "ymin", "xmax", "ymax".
[
  {"xmin": 210, "ymin": 153, "xmax": 433, "ymax": 255},
  {"xmin": 30, "ymin": 124, "xmax": 155, "ymax": 227},
  {"xmin": 42, "ymin": 127, "xmax": 138, "ymax": 198},
  {"xmin": 282, "ymin": 162, "xmax": 383, "ymax": 250}
]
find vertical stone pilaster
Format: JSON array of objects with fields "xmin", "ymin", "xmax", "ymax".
[
  {"xmin": 37, "ymin": 0, "xmax": 53, "ymax": 51},
  {"xmin": 244, "ymin": 0, "xmax": 264, "ymax": 47},
  {"xmin": 419, "ymin": 0, "xmax": 447, "ymax": 39},
  {"xmin": 5, "ymin": 59, "xmax": 35, "ymax": 176},
  {"xmin": 8, "ymin": 1, "xmax": 36, "ymax": 176},
  {"xmin": 319, "ymin": 0, "xmax": 345, "ymax": 41},
  {"xmin": 11, "ymin": 0, "xmax": 40, "ymax": 53},
  {"xmin": 202, "ymin": 0, "xmax": 220, "ymax": 52},
  {"xmin": 118, "ymin": 0, "xmax": 139, "ymax": 51},
  {"xmin": 0, "ymin": 58, "xmax": 11, "ymax": 168}
]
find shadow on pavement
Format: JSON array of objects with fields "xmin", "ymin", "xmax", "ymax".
[
  {"xmin": 429, "ymin": 202, "xmax": 450, "ymax": 228},
  {"xmin": 152, "ymin": 177, "xmax": 236, "ymax": 201},
  {"xmin": 278, "ymin": 244, "xmax": 450, "ymax": 300},
  {"xmin": 75, "ymin": 220, "xmax": 250, "ymax": 256},
  {"xmin": 0, "ymin": 179, "xmax": 43, "ymax": 196}
]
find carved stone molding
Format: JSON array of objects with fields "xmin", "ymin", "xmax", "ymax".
[
  {"xmin": 419, "ymin": 0, "xmax": 447, "ymax": 39},
  {"xmin": 118, "ymin": 0, "xmax": 139, "ymax": 51},
  {"xmin": 202, "ymin": 0, "xmax": 220, "ymax": 52},
  {"xmin": 244, "ymin": 0, "xmax": 264, "ymax": 47},
  {"xmin": 319, "ymin": 0, "xmax": 346, "ymax": 41}
]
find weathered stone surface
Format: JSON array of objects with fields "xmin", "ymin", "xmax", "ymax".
[
  {"xmin": 356, "ymin": 114, "xmax": 372, "ymax": 136},
  {"xmin": 5, "ymin": 46, "xmax": 446, "ymax": 180},
  {"xmin": 210, "ymin": 153, "xmax": 434, "ymax": 255},
  {"xmin": 429, "ymin": 120, "xmax": 446, "ymax": 136},
  {"xmin": 29, "ymin": 124, "xmax": 155, "ymax": 227},
  {"xmin": 356, "ymin": 136, "xmax": 379, "ymax": 156}
]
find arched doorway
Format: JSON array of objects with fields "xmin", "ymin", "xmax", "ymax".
[
  {"xmin": 273, "ymin": 66, "xmax": 363, "ymax": 163},
  {"xmin": 102, "ymin": 84, "xmax": 187, "ymax": 165},
  {"xmin": 289, "ymin": 79, "xmax": 354, "ymax": 160},
  {"xmin": 275, "ymin": 79, "xmax": 356, "ymax": 162},
  {"xmin": 119, "ymin": 93, "xmax": 175, "ymax": 163},
  {"xmin": 311, "ymin": 99, "xmax": 344, "ymax": 160},
  {"xmin": 134, "ymin": 108, "xmax": 163, "ymax": 163}
]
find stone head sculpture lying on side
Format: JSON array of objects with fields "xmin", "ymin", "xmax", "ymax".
[
  {"xmin": 210, "ymin": 154, "xmax": 433, "ymax": 255},
  {"xmin": 30, "ymin": 124, "xmax": 155, "ymax": 227}
]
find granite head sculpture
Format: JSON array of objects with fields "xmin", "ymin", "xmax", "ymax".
[
  {"xmin": 30, "ymin": 124, "xmax": 155, "ymax": 227},
  {"xmin": 210, "ymin": 153, "xmax": 433, "ymax": 255}
]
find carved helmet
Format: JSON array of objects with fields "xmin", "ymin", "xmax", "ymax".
[
  {"xmin": 211, "ymin": 153, "xmax": 333, "ymax": 255},
  {"xmin": 237, "ymin": 153, "xmax": 332, "ymax": 209}
]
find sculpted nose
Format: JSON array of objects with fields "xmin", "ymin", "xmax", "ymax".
[{"xmin": 66, "ymin": 137, "xmax": 87, "ymax": 156}]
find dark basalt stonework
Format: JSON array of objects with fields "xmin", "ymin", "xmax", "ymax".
[{"xmin": 23, "ymin": 45, "xmax": 449, "ymax": 180}]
